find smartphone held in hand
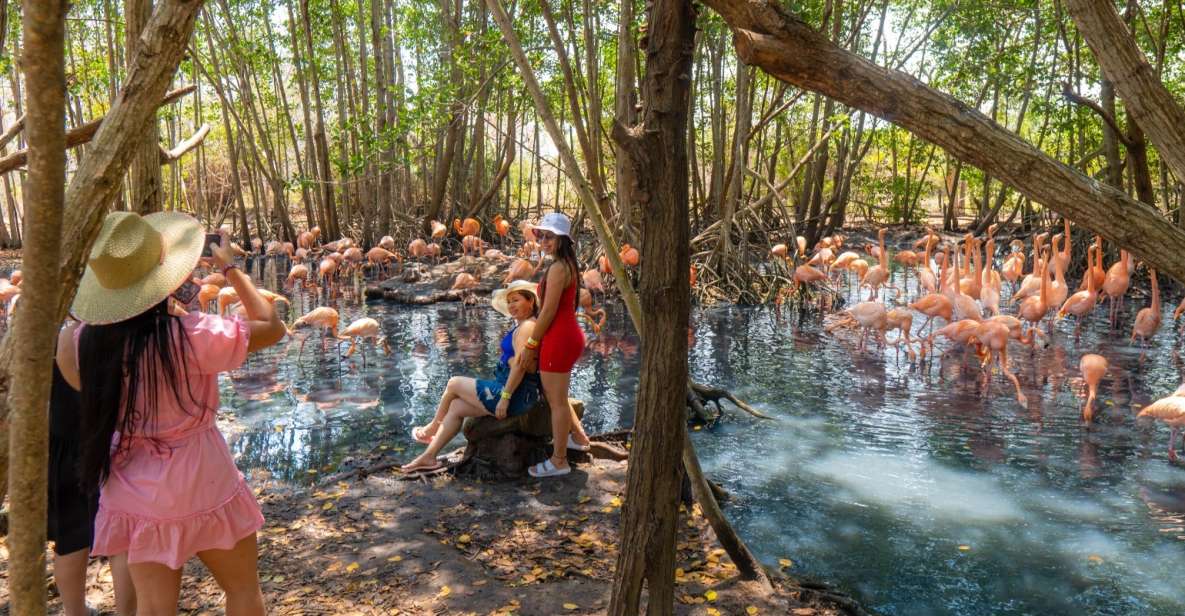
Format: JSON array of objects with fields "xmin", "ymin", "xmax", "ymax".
[{"xmin": 202, "ymin": 232, "xmax": 223, "ymax": 258}]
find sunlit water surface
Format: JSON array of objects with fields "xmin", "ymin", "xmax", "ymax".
[{"xmin": 223, "ymin": 259, "xmax": 1185, "ymax": 615}]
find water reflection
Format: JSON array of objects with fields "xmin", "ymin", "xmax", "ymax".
[{"xmin": 219, "ymin": 257, "xmax": 1185, "ymax": 614}]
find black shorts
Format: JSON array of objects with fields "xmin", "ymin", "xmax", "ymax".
[{"xmin": 47, "ymin": 436, "xmax": 98, "ymax": 556}]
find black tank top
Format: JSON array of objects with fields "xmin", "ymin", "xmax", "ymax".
[{"xmin": 50, "ymin": 363, "xmax": 82, "ymax": 442}]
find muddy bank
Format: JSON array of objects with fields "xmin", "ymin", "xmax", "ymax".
[
  {"xmin": 4, "ymin": 458, "xmax": 871, "ymax": 615},
  {"xmin": 364, "ymin": 254, "xmax": 515, "ymax": 304}
]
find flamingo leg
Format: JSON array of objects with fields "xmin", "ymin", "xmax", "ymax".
[
  {"xmin": 1170, "ymin": 427, "xmax": 1180, "ymax": 462},
  {"xmin": 999, "ymin": 347, "xmax": 1026, "ymax": 405}
]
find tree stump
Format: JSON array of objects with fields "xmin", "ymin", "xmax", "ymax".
[{"xmin": 457, "ymin": 398, "xmax": 585, "ymax": 479}]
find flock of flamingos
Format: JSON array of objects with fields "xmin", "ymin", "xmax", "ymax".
[
  {"xmin": 779, "ymin": 219, "xmax": 1185, "ymax": 461},
  {"xmin": 4, "ymin": 213, "xmax": 1177, "ymax": 461}
]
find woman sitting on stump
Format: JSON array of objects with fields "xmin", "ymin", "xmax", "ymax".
[{"xmin": 402, "ymin": 280, "xmax": 543, "ymax": 472}]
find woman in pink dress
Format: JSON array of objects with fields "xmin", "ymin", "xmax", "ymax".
[{"xmin": 58, "ymin": 212, "xmax": 287, "ymax": 615}]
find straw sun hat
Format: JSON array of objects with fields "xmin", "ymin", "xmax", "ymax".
[
  {"xmin": 490, "ymin": 280, "xmax": 539, "ymax": 318},
  {"xmin": 71, "ymin": 211, "xmax": 205, "ymax": 325}
]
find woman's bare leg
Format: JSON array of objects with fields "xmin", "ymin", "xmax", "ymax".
[
  {"xmin": 197, "ymin": 533, "xmax": 264, "ymax": 616},
  {"xmin": 415, "ymin": 377, "xmax": 479, "ymax": 440},
  {"xmin": 127, "ymin": 560, "xmax": 183, "ymax": 616},
  {"xmin": 541, "ymin": 371, "xmax": 572, "ymax": 469},
  {"xmin": 403, "ymin": 399, "xmax": 490, "ymax": 471},
  {"xmin": 111, "ymin": 554, "xmax": 137, "ymax": 615},
  {"xmin": 53, "ymin": 548, "xmax": 90, "ymax": 616}
]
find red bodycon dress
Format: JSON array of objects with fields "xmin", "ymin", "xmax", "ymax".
[{"xmin": 537, "ymin": 267, "xmax": 585, "ymax": 373}]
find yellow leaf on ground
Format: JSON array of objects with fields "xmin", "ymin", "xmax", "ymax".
[
  {"xmin": 322, "ymin": 502, "xmax": 334, "ymax": 510},
  {"xmin": 387, "ymin": 555, "xmax": 403, "ymax": 562},
  {"xmin": 779, "ymin": 558, "xmax": 793, "ymax": 569},
  {"xmin": 746, "ymin": 607, "xmax": 759, "ymax": 615},
  {"xmin": 609, "ymin": 496, "xmax": 623, "ymax": 507},
  {"xmin": 458, "ymin": 534, "xmax": 471, "ymax": 544},
  {"xmin": 563, "ymin": 603, "xmax": 578, "ymax": 610},
  {"xmin": 707, "ymin": 609, "xmax": 721, "ymax": 616},
  {"xmin": 705, "ymin": 590, "xmax": 718, "ymax": 602},
  {"xmin": 438, "ymin": 585, "xmax": 451, "ymax": 598},
  {"xmin": 345, "ymin": 562, "xmax": 360, "ymax": 573},
  {"xmin": 958, "ymin": 545, "xmax": 971, "ymax": 551},
  {"xmin": 1087, "ymin": 554, "xmax": 1104, "ymax": 564}
]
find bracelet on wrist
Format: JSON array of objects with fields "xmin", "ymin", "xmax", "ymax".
[
  {"xmin": 500, "ymin": 390, "xmax": 512, "ymax": 400},
  {"xmin": 220, "ymin": 263, "xmax": 239, "ymax": 276}
]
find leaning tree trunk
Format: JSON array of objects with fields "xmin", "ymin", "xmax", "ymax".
[
  {"xmin": 700, "ymin": 0, "xmax": 1185, "ymax": 283},
  {"xmin": 7, "ymin": 2, "xmax": 66, "ymax": 614},
  {"xmin": 1063, "ymin": 0, "xmax": 1185, "ymax": 186},
  {"xmin": 606, "ymin": 0, "xmax": 695, "ymax": 612},
  {"xmin": 0, "ymin": 0, "xmax": 207, "ymax": 505},
  {"xmin": 126, "ymin": 0, "xmax": 163, "ymax": 214}
]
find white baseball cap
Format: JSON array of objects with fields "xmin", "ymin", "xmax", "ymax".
[{"xmin": 532, "ymin": 212, "xmax": 571, "ymax": 238}]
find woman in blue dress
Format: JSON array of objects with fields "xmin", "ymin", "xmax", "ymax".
[{"xmin": 402, "ymin": 280, "xmax": 541, "ymax": 472}]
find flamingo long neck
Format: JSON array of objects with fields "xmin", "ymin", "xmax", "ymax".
[
  {"xmin": 949, "ymin": 246, "xmax": 961, "ymax": 296},
  {"xmin": 983, "ymin": 238, "xmax": 995, "ymax": 284},
  {"xmin": 1062, "ymin": 219, "xmax": 1071, "ymax": 263},
  {"xmin": 962, "ymin": 237, "xmax": 972, "ymax": 278},
  {"xmin": 1151, "ymin": 269, "xmax": 1160, "ymax": 312},
  {"xmin": 1086, "ymin": 247, "xmax": 1098, "ymax": 293},
  {"xmin": 878, "ymin": 231, "xmax": 888, "ymax": 269},
  {"xmin": 939, "ymin": 247, "xmax": 950, "ymax": 295},
  {"xmin": 973, "ymin": 239, "xmax": 984, "ymax": 284},
  {"xmin": 1093, "ymin": 237, "xmax": 1103, "ymax": 275},
  {"xmin": 1039, "ymin": 256, "xmax": 1050, "ymax": 307},
  {"xmin": 1053, "ymin": 239, "xmax": 1066, "ymax": 286}
]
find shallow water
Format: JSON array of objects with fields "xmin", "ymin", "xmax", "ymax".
[{"xmin": 223, "ymin": 258, "xmax": 1185, "ymax": 615}]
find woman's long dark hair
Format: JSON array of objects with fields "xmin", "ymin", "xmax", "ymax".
[
  {"xmin": 553, "ymin": 234, "xmax": 582, "ymax": 310},
  {"xmin": 78, "ymin": 300, "xmax": 197, "ymax": 493}
]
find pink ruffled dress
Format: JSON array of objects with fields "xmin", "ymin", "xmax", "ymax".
[{"xmin": 80, "ymin": 311, "xmax": 263, "ymax": 569}]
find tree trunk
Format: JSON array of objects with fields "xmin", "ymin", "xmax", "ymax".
[
  {"xmin": 606, "ymin": 0, "xmax": 695, "ymax": 612},
  {"xmin": 715, "ymin": 61, "xmax": 751, "ymax": 257},
  {"xmin": 1064, "ymin": 0, "xmax": 1185, "ymax": 185},
  {"xmin": 126, "ymin": 0, "xmax": 163, "ymax": 214},
  {"xmin": 1100, "ymin": 79, "xmax": 1124, "ymax": 189},
  {"xmin": 7, "ymin": 3, "xmax": 66, "ymax": 614},
  {"xmin": 701, "ymin": 0, "xmax": 1185, "ymax": 283},
  {"xmin": 299, "ymin": 0, "xmax": 339, "ymax": 239}
]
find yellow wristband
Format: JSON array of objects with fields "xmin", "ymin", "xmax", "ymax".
[{"xmin": 500, "ymin": 390, "xmax": 512, "ymax": 400}]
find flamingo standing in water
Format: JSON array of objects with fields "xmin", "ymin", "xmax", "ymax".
[
  {"xmin": 409, "ymin": 238, "xmax": 429, "ymax": 259},
  {"xmin": 1079, "ymin": 354, "xmax": 1108, "ymax": 424},
  {"xmin": 1138, "ymin": 384, "xmax": 1185, "ymax": 461},
  {"xmin": 290, "ymin": 306, "xmax": 341, "ymax": 356},
  {"xmin": 860, "ymin": 228, "xmax": 893, "ymax": 301},
  {"xmin": 969, "ymin": 320, "xmax": 1026, "ymax": 405},
  {"xmin": 1102, "ymin": 249, "xmax": 1134, "ymax": 327},
  {"xmin": 577, "ymin": 288, "xmax": 607, "ymax": 334},
  {"xmin": 1018, "ymin": 253, "xmax": 1052, "ymax": 344},
  {"xmin": 1078, "ymin": 236, "xmax": 1106, "ymax": 292},
  {"xmin": 825, "ymin": 301, "xmax": 887, "ymax": 353},
  {"xmin": 338, "ymin": 317, "xmax": 392, "ymax": 363},
  {"xmin": 1001, "ymin": 239, "xmax": 1026, "ymax": 290},
  {"xmin": 910, "ymin": 243, "xmax": 953, "ymax": 334},
  {"xmin": 1057, "ymin": 243, "xmax": 1100, "ymax": 339},
  {"xmin": 1131, "ymin": 267, "xmax": 1161, "ymax": 358}
]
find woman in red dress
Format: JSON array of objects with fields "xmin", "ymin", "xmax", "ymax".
[{"xmin": 521, "ymin": 212, "xmax": 592, "ymax": 477}]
